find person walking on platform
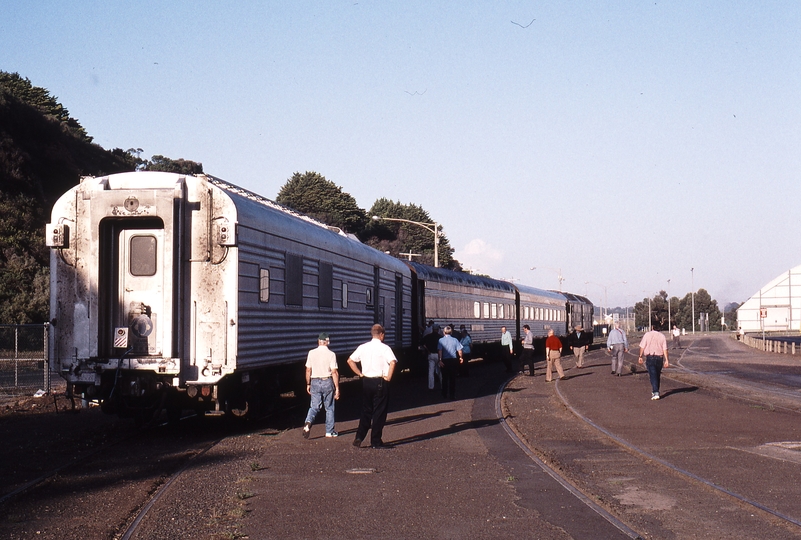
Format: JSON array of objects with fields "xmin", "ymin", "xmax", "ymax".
[
  {"xmin": 500, "ymin": 326, "xmax": 514, "ymax": 373},
  {"xmin": 567, "ymin": 324, "xmax": 591, "ymax": 369},
  {"xmin": 520, "ymin": 325, "xmax": 536, "ymax": 376},
  {"xmin": 672, "ymin": 325, "xmax": 682, "ymax": 349},
  {"xmin": 438, "ymin": 325, "xmax": 464, "ymax": 400},
  {"xmin": 638, "ymin": 327, "xmax": 669, "ymax": 400},
  {"xmin": 347, "ymin": 324, "xmax": 397, "ymax": 449},
  {"xmin": 301, "ymin": 332, "xmax": 340, "ymax": 439},
  {"xmin": 544, "ymin": 328, "xmax": 566, "ymax": 382},
  {"xmin": 606, "ymin": 322, "xmax": 629, "ymax": 376}
]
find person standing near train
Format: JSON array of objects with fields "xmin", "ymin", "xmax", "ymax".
[
  {"xmin": 347, "ymin": 324, "xmax": 397, "ymax": 449},
  {"xmin": 500, "ymin": 326, "xmax": 514, "ymax": 373},
  {"xmin": 519, "ymin": 325, "xmax": 536, "ymax": 376},
  {"xmin": 301, "ymin": 332, "xmax": 340, "ymax": 439},
  {"xmin": 544, "ymin": 328, "xmax": 566, "ymax": 382},
  {"xmin": 438, "ymin": 325, "xmax": 464, "ymax": 400},
  {"xmin": 459, "ymin": 324, "xmax": 472, "ymax": 377},
  {"xmin": 638, "ymin": 327, "xmax": 669, "ymax": 400},
  {"xmin": 567, "ymin": 324, "xmax": 591, "ymax": 369},
  {"xmin": 422, "ymin": 324, "xmax": 442, "ymax": 391}
]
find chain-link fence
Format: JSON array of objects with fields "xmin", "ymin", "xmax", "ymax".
[{"xmin": 0, "ymin": 324, "xmax": 51, "ymax": 397}]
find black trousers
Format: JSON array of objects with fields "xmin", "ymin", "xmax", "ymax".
[
  {"xmin": 441, "ymin": 358, "xmax": 459, "ymax": 399},
  {"xmin": 520, "ymin": 348, "xmax": 535, "ymax": 375},
  {"xmin": 501, "ymin": 348, "xmax": 514, "ymax": 372},
  {"xmin": 356, "ymin": 377, "xmax": 390, "ymax": 446}
]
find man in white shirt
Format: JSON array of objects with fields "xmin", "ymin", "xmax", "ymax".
[{"xmin": 347, "ymin": 324, "xmax": 397, "ymax": 449}]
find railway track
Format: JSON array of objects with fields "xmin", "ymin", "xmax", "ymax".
[
  {"xmin": 498, "ymin": 338, "xmax": 801, "ymax": 539},
  {"xmin": 0, "ymin": 397, "xmax": 303, "ymax": 540}
]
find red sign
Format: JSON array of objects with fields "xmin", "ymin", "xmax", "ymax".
[{"xmin": 760, "ymin": 308, "xmax": 767, "ymax": 318}]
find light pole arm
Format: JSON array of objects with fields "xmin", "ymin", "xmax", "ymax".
[{"xmin": 372, "ymin": 215, "xmax": 441, "ymax": 267}]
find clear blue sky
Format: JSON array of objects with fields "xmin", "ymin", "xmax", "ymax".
[{"xmin": 3, "ymin": 1, "xmax": 800, "ymax": 309}]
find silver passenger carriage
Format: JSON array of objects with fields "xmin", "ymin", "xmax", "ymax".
[
  {"xmin": 513, "ymin": 285, "xmax": 569, "ymax": 339},
  {"xmin": 560, "ymin": 292, "xmax": 595, "ymax": 340},
  {"xmin": 47, "ymin": 172, "xmax": 412, "ymax": 419},
  {"xmin": 408, "ymin": 262, "xmax": 517, "ymax": 355}
]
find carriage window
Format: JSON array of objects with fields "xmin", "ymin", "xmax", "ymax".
[
  {"xmin": 474, "ymin": 302, "xmax": 481, "ymax": 318},
  {"xmin": 483, "ymin": 302, "xmax": 490, "ymax": 318},
  {"xmin": 319, "ymin": 262, "xmax": 333, "ymax": 308},
  {"xmin": 259, "ymin": 268, "xmax": 270, "ymax": 303},
  {"xmin": 129, "ymin": 235, "xmax": 157, "ymax": 276},
  {"xmin": 491, "ymin": 303, "xmax": 498, "ymax": 319},
  {"xmin": 286, "ymin": 254, "xmax": 303, "ymax": 306},
  {"xmin": 498, "ymin": 304, "xmax": 504, "ymax": 319},
  {"xmin": 342, "ymin": 283, "xmax": 348, "ymax": 308}
]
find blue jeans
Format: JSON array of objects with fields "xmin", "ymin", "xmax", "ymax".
[
  {"xmin": 304, "ymin": 378, "xmax": 336, "ymax": 433},
  {"xmin": 645, "ymin": 355, "xmax": 664, "ymax": 393}
]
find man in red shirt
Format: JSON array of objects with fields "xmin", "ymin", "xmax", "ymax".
[{"xmin": 544, "ymin": 329, "xmax": 565, "ymax": 382}]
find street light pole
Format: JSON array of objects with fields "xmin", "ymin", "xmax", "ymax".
[
  {"xmin": 372, "ymin": 216, "xmax": 441, "ymax": 267},
  {"xmin": 530, "ymin": 266, "xmax": 564, "ymax": 291},
  {"xmin": 585, "ymin": 281, "xmax": 627, "ymax": 322},
  {"xmin": 691, "ymin": 267, "xmax": 695, "ymax": 334},
  {"xmin": 667, "ymin": 279, "xmax": 671, "ymax": 331}
]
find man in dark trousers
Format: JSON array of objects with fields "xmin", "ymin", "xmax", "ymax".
[
  {"xmin": 347, "ymin": 324, "xmax": 397, "ymax": 449},
  {"xmin": 567, "ymin": 324, "xmax": 591, "ymax": 369},
  {"xmin": 638, "ymin": 327, "xmax": 669, "ymax": 400},
  {"xmin": 519, "ymin": 324, "xmax": 535, "ymax": 376},
  {"xmin": 437, "ymin": 325, "xmax": 463, "ymax": 400}
]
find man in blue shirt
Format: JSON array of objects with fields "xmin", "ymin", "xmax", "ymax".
[{"xmin": 438, "ymin": 326, "xmax": 463, "ymax": 400}]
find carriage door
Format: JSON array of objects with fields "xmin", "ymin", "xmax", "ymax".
[
  {"xmin": 119, "ymin": 229, "xmax": 165, "ymax": 356},
  {"xmin": 394, "ymin": 274, "xmax": 403, "ymax": 344}
]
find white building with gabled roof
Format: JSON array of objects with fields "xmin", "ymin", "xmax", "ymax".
[{"xmin": 736, "ymin": 266, "xmax": 801, "ymax": 333}]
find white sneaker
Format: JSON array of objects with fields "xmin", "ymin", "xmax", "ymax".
[
  {"xmin": 325, "ymin": 431, "xmax": 338, "ymax": 438},
  {"xmin": 651, "ymin": 393, "xmax": 660, "ymax": 400}
]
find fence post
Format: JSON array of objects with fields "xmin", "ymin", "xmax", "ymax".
[
  {"xmin": 43, "ymin": 323, "xmax": 50, "ymax": 394},
  {"xmin": 14, "ymin": 325, "xmax": 19, "ymax": 388}
]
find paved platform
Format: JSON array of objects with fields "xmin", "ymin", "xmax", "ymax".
[{"xmin": 132, "ymin": 334, "xmax": 801, "ymax": 539}]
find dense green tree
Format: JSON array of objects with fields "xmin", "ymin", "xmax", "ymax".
[
  {"xmin": 0, "ymin": 72, "xmax": 133, "ymax": 208},
  {"xmin": 673, "ymin": 289, "xmax": 721, "ymax": 331},
  {"xmin": 722, "ymin": 301, "xmax": 741, "ymax": 330},
  {"xmin": 634, "ymin": 291, "xmax": 682, "ymax": 331},
  {"xmin": 0, "ymin": 72, "xmax": 140, "ymax": 323},
  {"xmin": 276, "ymin": 171, "xmax": 368, "ymax": 234},
  {"xmin": 0, "ymin": 193, "xmax": 49, "ymax": 323},
  {"xmin": 0, "ymin": 71, "xmax": 91, "ymax": 143},
  {"xmin": 363, "ymin": 198, "xmax": 456, "ymax": 269},
  {"xmin": 144, "ymin": 154, "xmax": 203, "ymax": 174},
  {"xmin": 0, "ymin": 71, "xmax": 201, "ymax": 323}
]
